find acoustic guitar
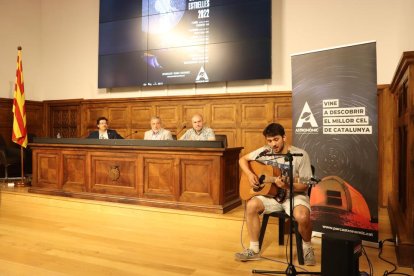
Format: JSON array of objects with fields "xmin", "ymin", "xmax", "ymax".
[{"xmin": 239, "ymin": 160, "xmax": 289, "ymax": 203}]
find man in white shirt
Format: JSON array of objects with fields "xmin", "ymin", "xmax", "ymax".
[
  {"xmin": 179, "ymin": 114, "xmax": 215, "ymax": 141},
  {"xmin": 235, "ymin": 123, "xmax": 316, "ymax": 266},
  {"xmin": 144, "ymin": 116, "xmax": 173, "ymax": 140}
]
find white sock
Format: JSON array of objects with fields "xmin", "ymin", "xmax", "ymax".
[
  {"xmin": 302, "ymin": 240, "xmax": 312, "ymax": 251},
  {"xmin": 249, "ymin": 241, "xmax": 260, "ymax": 253}
]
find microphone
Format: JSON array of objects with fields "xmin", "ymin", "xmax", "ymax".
[
  {"xmin": 124, "ymin": 130, "xmax": 138, "ymax": 139},
  {"xmin": 176, "ymin": 123, "xmax": 187, "ymax": 137},
  {"xmin": 255, "ymin": 149, "xmax": 271, "ymax": 159}
]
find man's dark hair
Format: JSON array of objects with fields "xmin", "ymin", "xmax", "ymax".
[
  {"xmin": 262, "ymin": 123, "xmax": 285, "ymax": 137},
  {"xmin": 96, "ymin": 117, "xmax": 108, "ymax": 125}
]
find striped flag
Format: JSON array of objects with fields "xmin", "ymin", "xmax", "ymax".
[{"xmin": 12, "ymin": 46, "xmax": 28, "ymax": 148}]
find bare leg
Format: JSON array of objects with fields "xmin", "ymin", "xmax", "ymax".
[
  {"xmin": 293, "ymin": 205, "xmax": 312, "ymax": 242},
  {"xmin": 246, "ymin": 197, "xmax": 265, "ymax": 242}
]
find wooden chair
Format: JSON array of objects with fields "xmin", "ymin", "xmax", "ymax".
[
  {"xmin": 215, "ymin": 134, "xmax": 227, "ymax": 148},
  {"xmin": 258, "ymin": 165, "xmax": 315, "ymax": 265}
]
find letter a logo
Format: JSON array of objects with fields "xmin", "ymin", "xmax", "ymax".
[
  {"xmin": 196, "ymin": 66, "xmax": 209, "ymax": 83},
  {"xmin": 296, "ymin": 102, "xmax": 318, "ymax": 128}
]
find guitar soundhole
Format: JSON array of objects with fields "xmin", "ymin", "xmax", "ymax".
[
  {"xmin": 253, "ymin": 186, "xmax": 264, "ymax": 192},
  {"xmin": 275, "ymin": 189, "xmax": 286, "ymax": 203},
  {"xmin": 253, "ymin": 175, "xmax": 266, "ymax": 192}
]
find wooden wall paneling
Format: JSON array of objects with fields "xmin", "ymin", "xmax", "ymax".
[
  {"xmin": 388, "ymin": 51, "xmax": 414, "ymax": 267},
  {"xmin": 155, "ymin": 104, "xmax": 181, "ymax": 131},
  {"xmin": 209, "ymin": 100, "xmax": 239, "ymax": 147},
  {"xmin": 86, "ymin": 107, "xmax": 108, "ymax": 124},
  {"xmin": 0, "ymin": 99, "xmax": 13, "ymax": 127},
  {"xmin": 0, "ymin": 99, "xmax": 15, "ymax": 146},
  {"xmin": 237, "ymin": 97, "xmax": 278, "ymax": 154},
  {"xmin": 50, "ymin": 109, "xmax": 61, "ymax": 137},
  {"xmin": 25, "ymin": 101, "xmax": 45, "ymax": 138},
  {"xmin": 213, "ymin": 129, "xmax": 236, "ymax": 148},
  {"xmin": 0, "ymin": 99, "xmax": 43, "ymax": 176},
  {"xmin": 378, "ymin": 86, "xmax": 394, "ymax": 207},
  {"xmin": 210, "ymin": 103, "xmax": 237, "ymax": 128},
  {"xmin": 130, "ymin": 105, "xmax": 153, "ymax": 139},
  {"xmin": 240, "ymin": 102, "xmax": 273, "ymax": 128},
  {"xmin": 182, "ymin": 104, "xmax": 209, "ymax": 127},
  {"xmin": 274, "ymin": 102, "xmax": 293, "ymax": 142},
  {"xmin": 84, "ymin": 106, "xmax": 108, "ymax": 133},
  {"xmin": 47, "ymin": 102, "xmax": 81, "ymax": 138},
  {"xmin": 274, "ymin": 103, "xmax": 292, "ymax": 126},
  {"xmin": 108, "ymin": 106, "xmax": 130, "ymax": 138},
  {"xmin": 0, "ymin": 99, "xmax": 43, "ymax": 141},
  {"xmin": 240, "ymin": 128, "xmax": 265, "ymax": 157},
  {"xmin": 131, "ymin": 106, "xmax": 153, "ymax": 128}
]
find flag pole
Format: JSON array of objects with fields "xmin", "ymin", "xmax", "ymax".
[
  {"xmin": 15, "ymin": 146, "xmax": 26, "ymax": 187},
  {"xmin": 12, "ymin": 46, "xmax": 28, "ymax": 187}
]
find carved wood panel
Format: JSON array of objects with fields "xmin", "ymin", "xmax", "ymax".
[
  {"xmin": 240, "ymin": 102, "xmax": 273, "ymax": 128},
  {"xmin": 86, "ymin": 107, "xmax": 107, "ymax": 128},
  {"xmin": 210, "ymin": 104, "xmax": 237, "ymax": 128},
  {"xmin": 108, "ymin": 107, "xmax": 129, "ymax": 128},
  {"xmin": 62, "ymin": 152, "xmax": 87, "ymax": 192},
  {"xmin": 131, "ymin": 106, "xmax": 153, "ymax": 128},
  {"xmin": 241, "ymin": 128, "xmax": 266, "ymax": 156},
  {"xmin": 156, "ymin": 105, "xmax": 180, "ymax": 129},
  {"xmin": 275, "ymin": 103, "xmax": 292, "ymax": 127},
  {"xmin": 142, "ymin": 156, "xmax": 176, "ymax": 200},
  {"xmin": 388, "ymin": 51, "xmax": 414, "ymax": 267},
  {"xmin": 182, "ymin": 104, "xmax": 208, "ymax": 125},
  {"xmin": 90, "ymin": 152, "xmax": 138, "ymax": 196},
  {"xmin": 223, "ymin": 150, "xmax": 241, "ymax": 203},
  {"xmin": 179, "ymin": 157, "xmax": 219, "ymax": 204},
  {"xmin": 36, "ymin": 152, "xmax": 60, "ymax": 188},
  {"xmin": 49, "ymin": 105, "xmax": 80, "ymax": 138},
  {"xmin": 30, "ymin": 144, "xmax": 242, "ymax": 213}
]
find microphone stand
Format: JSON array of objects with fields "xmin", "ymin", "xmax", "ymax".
[
  {"xmin": 252, "ymin": 151, "xmax": 321, "ymax": 275},
  {"xmin": 124, "ymin": 130, "xmax": 138, "ymax": 139}
]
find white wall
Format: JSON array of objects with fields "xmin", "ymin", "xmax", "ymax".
[
  {"xmin": 0, "ymin": 0, "xmax": 413, "ymax": 101},
  {"xmin": 0, "ymin": 0, "xmax": 41, "ymax": 100}
]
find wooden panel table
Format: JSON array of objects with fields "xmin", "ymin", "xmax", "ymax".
[{"xmin": 29, "ymin": 138, "xmax": 243, "ymax": 213}]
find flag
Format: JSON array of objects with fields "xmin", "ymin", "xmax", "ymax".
[{"xmin": 12, "ymin": 46, "xmax": 28, "ymax": 148}]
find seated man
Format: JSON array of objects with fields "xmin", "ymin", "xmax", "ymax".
[
  {"xmin": 235, "ymin": 123, "xmax": 316, "ymax": 266},
  {"xmin": 144, "ymin": 116, "xmax": 173, "ymax": 140},
  {"xmin": 87, "ymin": 117, "xmax": 123, "ymax": 139},
  {"xmin": 179, "ymin": 114, "xmax": 215, "ymax": 141}
]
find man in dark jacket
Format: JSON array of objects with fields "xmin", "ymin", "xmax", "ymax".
[{"xmin": 87, "ymin": 117, "xmax": 123, "ymax": 139}]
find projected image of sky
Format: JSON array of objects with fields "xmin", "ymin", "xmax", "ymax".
[
  {"xmin": 142, "ymin": 0, "xmax": 186, "ymax": 34},
  {"xmin": 98, "ymin": 0, "xmax": 271, "ymax": 88}
]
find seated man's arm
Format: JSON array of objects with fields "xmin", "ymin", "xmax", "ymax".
[{"xmin": 207, "ymin": 128, "xmax": 215, "ymax": 141}]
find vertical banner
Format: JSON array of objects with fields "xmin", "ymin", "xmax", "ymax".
[{"xmin": 292, "ymin": 42, "xmax": 378, "ymax": 243}]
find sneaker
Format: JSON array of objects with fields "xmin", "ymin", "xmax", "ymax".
[
  {"xmin": 304, "ymin": 247, "xmax": 316, "ymax": 266},
  {"xmin": 235, "ymin": 249, "xmax": 260, "ymax": 262}
]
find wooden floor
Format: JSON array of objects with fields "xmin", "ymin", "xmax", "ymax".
[{"xmin": 0, "ymin": 185, "xmax": 412, "ymax": 276}]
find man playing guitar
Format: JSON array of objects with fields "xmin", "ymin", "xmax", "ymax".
[{"xmin": 235, "ymin": 123, "xmax": 316, "ymax": 266}]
